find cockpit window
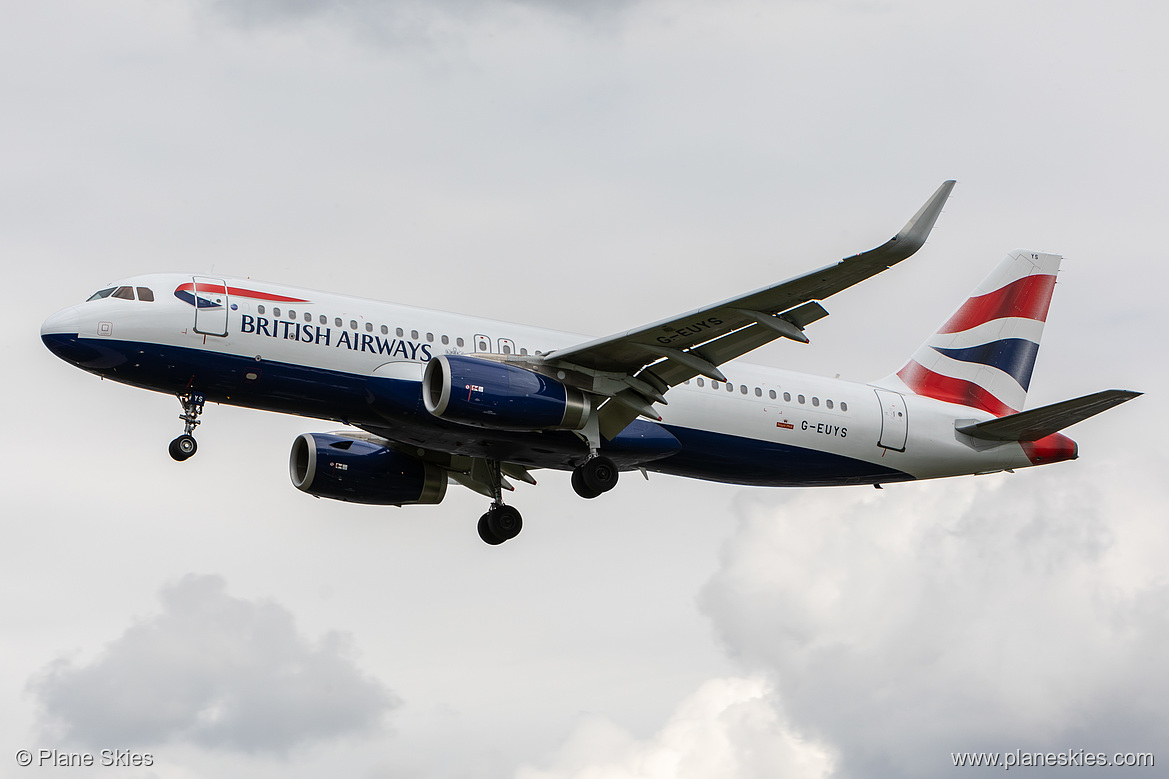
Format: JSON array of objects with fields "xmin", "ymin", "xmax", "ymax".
[
  {"xmin": 136, "ymin": 287, "xmax": 155, "ymax": 302},
  {"xmin": 86, "ymin": 288, "xmax": 116, "ymax": 302},
  {"xmin": 112, "ymin": 286, "xmax": 135, "ymax": 300}
]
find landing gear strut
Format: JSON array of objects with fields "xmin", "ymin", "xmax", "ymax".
[
  {"xmin": 571, "ymin": 455, "xmax": 618, "ymax": 499},
  {"xmin": 477, "ymin": 459, "xmax": 523, "ymax": 545},
  {"xmin": 169, "ymin": 391, "xmax": 205, "ymax": 462}
]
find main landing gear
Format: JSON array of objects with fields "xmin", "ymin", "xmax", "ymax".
[
  {"xmin": 477, "ymin": 459, "xmax": 523, "ymax": 545},
  {"xmin": 571, "ymin": 455, "xmax": 618, "ymax": 499},
  {"xmin": 168, "ymin": 391, "xmax": 205, "ymax": 462}
]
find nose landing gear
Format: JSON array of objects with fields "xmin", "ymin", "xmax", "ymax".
[{"xmin": 169, "ymin": 391, "xmax": 205, "ymax": 462}]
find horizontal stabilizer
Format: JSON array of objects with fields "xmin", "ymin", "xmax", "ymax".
[{"xmin": 956, "ymin": 389, "xmax": 1141, "ymax": 442}]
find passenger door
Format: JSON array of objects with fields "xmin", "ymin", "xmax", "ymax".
[
  {"xmin": 192, "ymin": 276, "xmax": 229, "ymax": 337},
  {"xmin": 874, "ymin": 388, "xmax": 908, "ymax": 451}
]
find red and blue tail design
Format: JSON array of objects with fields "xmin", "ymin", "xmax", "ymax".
[{"xmin": 893, "ymin": 250, "xmax": 1061, "ymax": 416}]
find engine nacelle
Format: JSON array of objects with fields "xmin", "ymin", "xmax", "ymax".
[
  {"xmin": 289, "ymin": 433, "xmax": 447, "ymax": 506},
  {"xmin": 423, "ymin": 354, "xmax": 593, "ymax": 431}
]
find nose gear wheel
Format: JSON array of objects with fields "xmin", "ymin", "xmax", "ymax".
[{"xmin": 169, "ymin": 391, "xmax": 205, "ymax": 462}]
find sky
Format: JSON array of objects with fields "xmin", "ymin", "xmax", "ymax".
[{"xmin": 2, "ymin": 0, "xmax": 1166, "ymax": 777}]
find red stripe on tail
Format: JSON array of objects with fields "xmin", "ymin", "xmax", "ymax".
[
  {"xmin": 897, "ymin": 361, "xmax": 1017, "ymax": 416},
  {"xmin": 938, "ymin": 274, "xmax": 1056, "ymax": 334}
]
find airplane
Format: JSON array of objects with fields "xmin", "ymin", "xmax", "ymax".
[{"xmin": 41, "ymin": 181, "xmax": 1140, "ymax": 544}]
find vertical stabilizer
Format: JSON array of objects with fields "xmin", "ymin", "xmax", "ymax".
[{"xmin": 890, "ymin": 250, "xmax": 1061, "ymax": 416}]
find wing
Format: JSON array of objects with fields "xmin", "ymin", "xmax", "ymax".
[{"xmin": 541, "ymin": 180, "xmax": 956, "ymax": 437}]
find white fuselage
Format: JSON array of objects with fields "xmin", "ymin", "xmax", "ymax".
[{"xmin": 41, "ymin": 272, "xmax": 1050, "ymax": 486}]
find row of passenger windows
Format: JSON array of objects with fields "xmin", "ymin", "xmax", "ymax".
[
  {"xmin": 87, "ymin": 286, "xmax": 155, "ymax": 302},
  {"xmin": 685, "ymin": 377, "xmax": 848, "ymax": 411},
  {"xmin": 255, "ymin": 304, "xmax": 539, "ymax": 355}
]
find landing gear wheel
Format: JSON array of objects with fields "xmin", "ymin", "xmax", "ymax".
[
  {"xmin": 478, "ymin": 513, "xmax": 505, "ymax": 545},
  {"xmin": 169, "ymin": 434, "xmax": 198, "ymax": 461},
  {"xmin": 571, "ymin": 467, "xmax": 603, "ymax": 499},
  {"xmin": 488, "ymin": 505, "xmax": 523, "ymax": 541},
  {"xmin": 476, "ymin": 460, "xmax": 523, "ymax": 545},
  {"xmin": 170, "ymin": 391, "xmax": 205, "ymax": 462},
  {"xmin": 578, "ymin": 455, "xmax": 618, "ymax": 495}
]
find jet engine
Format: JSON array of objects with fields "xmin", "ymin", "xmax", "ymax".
[
  {"xmin": 423, "ymin": 354, "xmax": 592, "ymax": 431},
  {"xmin": 289, "ymin": 433, "xmax": 447, "ymax": 505}
]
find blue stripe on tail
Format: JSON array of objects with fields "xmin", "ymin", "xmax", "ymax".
[{"xmin": 932, "ymin": 338, "xmax": 1040, "ymax": 391}]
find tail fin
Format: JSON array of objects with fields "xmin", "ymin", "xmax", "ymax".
[{"xmin": 891, "ymin": 249, "xmax": 1061, "ymax": 416}]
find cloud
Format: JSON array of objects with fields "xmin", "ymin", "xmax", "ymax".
[
  {"xmin": 699, "ymin": 463, "xmax": 1169, "ymax": 777},
  {"xmin": 196, "ymin": 0, "xmax": 644, "ymax": 41},
  {"xmin": 515, "ymin": 676, "xmax": 834, "ymax": 779},
  {"xmin": 30, "ymin": 575, "xmax": 397, "ymax": 754}
]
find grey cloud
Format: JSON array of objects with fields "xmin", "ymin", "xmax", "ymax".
[
  {"xmin": 30, "ymin": 575, "xmax": 397, "ymax": 754},
  {"xmin": 699, "ymin": 468, "xmax": 1169, "ymax": 778},
  {"xmin": 199, "ymin": 0, "xmax": 643, "ymax": 37},
  {"xmin": 516, "ymin": 676, "xmax": 835, "ymax": 779}
]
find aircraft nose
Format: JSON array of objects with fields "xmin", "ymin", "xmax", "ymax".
[
  {"xmin": 41, "ymin": 306, "xmax": 87, "ymax": 366},
  {"xmin": 41, "ymin": 305, "xmax": 80, "ymax": 337}
]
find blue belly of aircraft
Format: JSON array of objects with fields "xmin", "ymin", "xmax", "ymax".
[{"xmin": 42, "ymin": 333, "xmax": 911, "ymax": 486}]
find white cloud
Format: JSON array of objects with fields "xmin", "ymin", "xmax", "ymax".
[
  {"xmin": 29, "ymin": 575, "xmax": 397, "ymax": 754},
  {"xmin": 700, "ymin": 461, "xmax": 1169, "ymax": 777},
  {"xmin": 516, "ymin": 676, "xmax": 834, "ymax": 779}
]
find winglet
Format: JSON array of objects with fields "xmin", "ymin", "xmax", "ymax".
[{"xmin": 886, "ymin": 179, "xmax": 956, "ymax": 259}]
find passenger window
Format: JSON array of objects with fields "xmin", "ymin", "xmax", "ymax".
[
  {"xmin": 86, "ymin": 288, "xmax": 116, "ymax": 301},
  {"xmin": 136, "ymin": 287, "xmax": 154, "ymax": 302},
  {"xmin": 273, "ymin": 307, "xmax": 281, "ymax": 317},
  {"xmin": 754, "ymin": 387, "xmax": 762, "ymax": 397},
  {"xmin": 319, "ymin": 315, "xmax": 326, "ymax": 325},
  {"xmin": 113, "ymin": 286, "xmax": 134, "ymax": 300},
  {"xmin": 426, "ymin": 333, "xmax": 434, "ymax": 342},
  {"xmin": 350, "ymin": 320, "xmax": 357, "ymax": 330},
  {"xmin": 712, "ymin": 382, "xmax": 720, "ymax": 390},
  {"xmin": 411, "ymin": 330, "xmax": 419, "ymax": 340},
  {"xmin": 289, "ymin": 310, "xmax": 296, "ymax": 319},
  {"xmin": 826, "ymin": 399, "xmax": 834, "ymax": 410},
  {"xmin": 441, "ymin": 335, "xmax": 449, "ymax": 345},
  {"xmin": 798, "ymin": 394, "xmax": 806, "ymax": 404},
  {"xmin": 812, "ymin": 397, "xmax": 819, "ymax": 407},
  {"xmin": 520, "ymin": 348, "xmax": 528, "ymax": 355},
  {"xmin": 381, "ymin": 325, "xmax": 388, "ymax": 335},
  {"xmin": 259, "ymin": 305, "xmax": 266, "ymax": 315},
  {"xmin": 841, "ymin": 401, "xmax": 848, "ymax": 412},
  {"xmin": 726, "ymin": 383, "xmax": 734, "ymax": 392},
  {"xmin": 769, "ymin": 390, "xmax": 776, "ymax": 400},
  {"xmin": 365, "ymin": 322, "xmax": 373, "ymax": 332},
  {"xmin": 457, "ymin": 338, "xmax": 465, "ymax": 347},
  {"xmin": 396, "ymin": 328, "xmax": 404, "ymax": 337},
  {"xmin": 740, "ymin": 385, "xmax": 747, "ymax": 394},
  {"xmin": 697, "ymin": 378, "xmax": 705, "ymax": 387},
  {"xmin": 304, "ymin": 312, "xmax": 311, "ymax": 322},
  {"xmin": 783, "ymin": 392, "xmax": 791, "ymax": 402},
  {"xmin": 335, "ymin": 317, "xmax": 342, "ymax": 327}
]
